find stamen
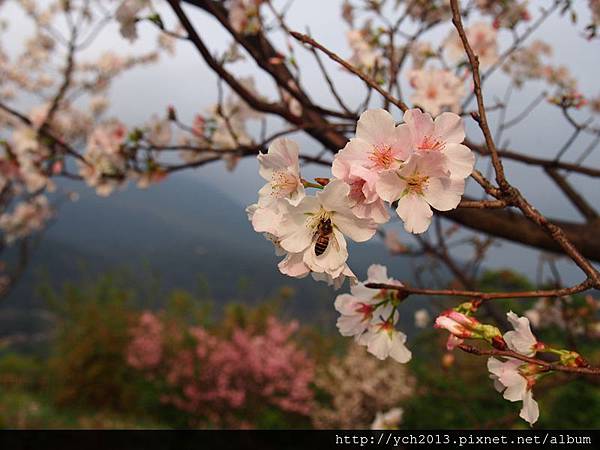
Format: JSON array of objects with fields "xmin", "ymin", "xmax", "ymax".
[
  {"xmin": 368, "ymin": 144, "xmax": 394, "ymax": 170},
  {"xmin": 418, "ymin": 135, "xmax": 445, "ymax": 152}
]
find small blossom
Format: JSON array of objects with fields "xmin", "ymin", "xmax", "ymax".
[
  {"xmin": 377, "ymin": 152, "xmax": 465, "ymax": 234},
  {"xmin": 257, "ymin": 138, "xmax": 304, "ymax": 207},
  {"xmin": 334, "ymin": 264, "xmax": 401, "ymax": 339},
  {"xmin": 504, "ymin": 311, "xmax": 539, "ymax": 357},
  {"xmin": 488, "ymin": 357, "xmax": 539, "ymax": 426},
  {"xmin": 115, "ymin": 0, "xmax": 148, "ymax": 42},
  {"xmin": 444, "ymin": 22, "xmax": 498, "ymax": 68},
  {"xmin": 414, "ymin": 309, "xmax": 430, "ymax": 328},
  {"xmin": 435, "ymin": 310, "xmax": 480, "ymax": 339},
  {"xmin": 229, "ymin": 0, "xmax": 262, "ymax": 35},
  {"xmin": 277, "ymin": 179, "xmax": 377, "ymax": 281},
  {"xmin": 371, "ymin": 407, "xmax": 404, "ymax": 430},
  {"xmin": 402, "ymin": 109, "xmax": 475, "ymax": 179},
  {"xmin": 408, "ymin": 69, "xmax": 465, "ymax": 116},
  {"xmin": 360, "ymin": 320, "xmax": 412, "ymax": 363}
]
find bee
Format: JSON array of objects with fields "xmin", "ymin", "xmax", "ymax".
[{"xmin": 314, "ymin": 218, "xmax": 333, "ymax": 256}]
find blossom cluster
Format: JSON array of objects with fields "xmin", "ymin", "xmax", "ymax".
[
  {"xmin": 434, "ymin": 303, "xmax": 590, "ymax": 426},
  {"xmin": 248, "ymin": 108, "xmax": 474, "ymax": 291},
  {"xmin": 311, "ymin": 344, "xmax": 415, "ymax": 429},
  {"xmin": 127, "ymin": 311, "xmax": 315, "ymax": 427},
  {"xmin": 247, "ymin": 107, "xmax": 474, "ymax": 362}
]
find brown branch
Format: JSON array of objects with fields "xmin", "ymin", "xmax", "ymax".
[
  {"xmin": 545, "ymin": 168, "xmax": 599, "ymax": 222},
  {"xmin": 450, "ymin": 0, "xmax": 600, "ymax": 287},
  {"xmin": 365, "ymin": 279, "xmax": 593, "ymax": 301},
  {"xmin": 457, "ymin": 344, "xmax": 600, "ymax": 376},
  {"xmin": 467, "ymin": 139, "xmax": 600, "ymax": 179},
  {"xmin": 173, "ymin": 0, "xmax": 349, "ymax": 151},
  {"xmin": 450, "ymin": 0, "xmax": 508, "ymax": 191},
  {"xmin": 440, "ymin": 205, "xmax": 600, "ymax": 264},
  {"xmin": 289, "ymin": 31, "xmax": 409, "ymax": 113}
]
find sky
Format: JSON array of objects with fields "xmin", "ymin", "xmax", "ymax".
[{"xmin": 2, "ymin": 0, "xmax": 600, "ymax": 284}]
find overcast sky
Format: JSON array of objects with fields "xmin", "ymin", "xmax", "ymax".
[{"xmin": 3, "ymin": 0, "xmax": 599, "ymax": 283}]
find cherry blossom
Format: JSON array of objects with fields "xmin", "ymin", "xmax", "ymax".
[
  {"xmin": 333, "ymin": 265, "xmax": 411, "ymax": 363},
  {"xmin": 146, "ymin": 116, "xmax": 172, "ymax": 146},
  {"xmin": 371, "ymin": 407, "xmax": 404, "ymax": 430},
  {"xmin": 445, "ymin": 22, "xmax": 498, "ymax": 68},
  {"xmin": 414, "ymin": 309, "xmax": 430, "ymax": 328},
  {"xmin": 0, "ymin": 195, "xmax": 52, "ymax": 244},
  {"xmin": 488, "ymin": 357, "xmax": 539, "ymax": 426},
  {"xmin": 504, "ymin": 311, "xmax": 539, "ymax": 357},
  {"xmin": 332, "ymin": 109, "xmax": 410, "ymax": 223},
  {"xmin": 116, "ymin": 0, "xmax": 149, "ymax": 42},
  {"xmin": 277, "ymin": 179, "xmax": 377, "ymax": 282},
  {"xmin": 408, "ymin": 69, "xmax": 465, "ymax": 116},
  {"xmin": 334, "ymin": 264, "xmax": 400, "ymax": 339},
  {"xmin": 257, "ymin": 138, "xmax": 304, "ymax": 207},
  {"xmin": 360, "ymin": 320, "xmax": 412, "ymax": 363},
  {"xmin": 229, "ymin": 0, "xmax": 262, "ymax": 35},
  {"xmin": 402, "ymin": 108, "xmax": 475, "ymax": 179},
  {"xmin": 79, "ymin": 120, "xmax": 128, "ymax": 196},
  {"xmin": 376, "ymin": 152, "xmax": 465, "ymax": 233},
  {"xmin": 347, "ymin": 29, "xmax": 381, "ymax": 70},
  {"xmin": 435, "ymin": 310, "xmax": 480, "ymax": 338}
]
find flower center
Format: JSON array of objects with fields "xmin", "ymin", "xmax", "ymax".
[
  {"xmin": 425, "ymin": 86, "xmax": 438, "ymax": 99},
  {"xmin": 368, "ymin": 144, "xmax": 394, "ymax": 170},
  {"xmin": 355, "ymin": 302, "xmax": 375, "ymax": 321},
  {"xmin": 270, "ymin": 170, "xmax": 298, "ymax": 198},
  {"xmin": 417, "ymin": 135, "xmax": 445, "ymax": 151},
  {"xmin": 308, "ymin": 207, "xmax": 332, "ymax": 231},
  {"xmin": 405, "ymin": 172, "xmax": 429, "ymax": 196}
]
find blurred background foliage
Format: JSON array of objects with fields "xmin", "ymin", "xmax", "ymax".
[{"xmin": 0, "ymin": 269, "xmax": 597, "ymax": 429}]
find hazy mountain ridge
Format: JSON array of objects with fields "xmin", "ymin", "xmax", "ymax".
[{"xmin": 1, "ymin": 176, "xmax": 425, "ymax": 337}]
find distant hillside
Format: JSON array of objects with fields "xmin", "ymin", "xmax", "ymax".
[{"xmin": 1, "ymin": 175, "xmax": 429, "ymax": 343}]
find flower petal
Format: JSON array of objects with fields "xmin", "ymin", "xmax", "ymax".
[
  {"xmin": 434, "ymin": 112, "xmax": 465, "ymax": 144},
  {"xmin": 356, "ymin": 109, "xmax": 397, "ymax": 146},
  {"xmin": 444, "ymin": 143, "xmax": 475, "ymax": 179},
  {"xmin": 376, "ymin": 170, "xmax": 406, "ymax": 203},
  {"xmin": 396, "ymin": 194, "xmax": 432, "ymax": 234},
  {"xmin": 423, "ymin": 177, "xmax": 464, "ymax": 211}
]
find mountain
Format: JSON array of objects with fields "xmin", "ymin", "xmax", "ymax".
[{"xmin": 1, "ymin": 175, "xmax": 426, "ymax": 343}]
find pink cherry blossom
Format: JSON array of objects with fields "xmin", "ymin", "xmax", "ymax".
[
  {"xmin": 376, "ymin": 152, "xmax": 465, "ymax": 233},
  {"xmin": 445, "ymin": 22, "xmax": 498, "ymax": 68},
  {"xmin": 402, "ymin": 108, "xmax": 475, "ymax": 179},
  {"xmin": 408, "ymin": 69, "xmax": 465, "ymax": 116}
]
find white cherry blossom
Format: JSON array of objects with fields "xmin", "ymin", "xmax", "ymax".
[
  {"xmin": 504, "ymin": 311, "xmax": 539, "ymax": 357},
  {"xmin": 488, "ymin": 357, "xmax": 539, "ymax": 426},
  {"xmin": 257, "ymin": 138, "xmax": 304, "ymax": 207},
  {"xmin": 115, "ymin": 0, "xmax": 149, "ymax": 42},
  {"xmin": 334, "ymin": 264, "xmax": 400, "ymax": 339},
  {"xmin": 278, "ymin": 179, "xmax": 377, "ymax": 280},
  {"xmin": 361, "ymin": 320, "xmax": 412, "ymax": 363},
  {"xmin": 371, "ymin": 407, "xmax": 404, "ymax": 430}
]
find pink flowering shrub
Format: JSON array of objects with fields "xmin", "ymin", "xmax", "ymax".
[{"xmin": 126, "ymin": 312, "xmax": 315, "ymax": 427}]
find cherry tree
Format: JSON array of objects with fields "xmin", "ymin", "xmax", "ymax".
[{"xmin": 1, "ymin": 0, "xmax": 600, "ymax": 427}]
